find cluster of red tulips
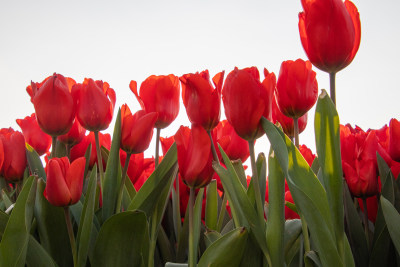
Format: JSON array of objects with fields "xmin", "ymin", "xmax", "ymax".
[{"xmin": 4, "ymin": 0, "xmax": 400, "ymax": 266}]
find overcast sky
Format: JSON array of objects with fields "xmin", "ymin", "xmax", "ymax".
[{"xmin": 0, "ymin": 0, "xmax": 399, "ymax": 161}]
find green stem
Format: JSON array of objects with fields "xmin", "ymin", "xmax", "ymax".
[
  {"xmin": 51, "ymin": 136, "xmax": 57, "ymax": 158},
  {"xmin": 188, "ymin": 187, "xmax": 196, "ymax": 267},
  {"xmin": 94, "ymin": 131, "xmax": 104, "ymax": 191},
  {"xmin": 115, "ymin": 152, "xmax": 131, "ymax": 213},
  {"xmin": 362, "ymin": 197, "xmax": 370, "ymax": 250},
  {"xmin": 207, "ymin": 130, "xmax": 220, "ymax": 164},
  {"xmin": 64, "ymin": 207, "xmax": 77, "ymax": 267},
  {"xmin": 155, "ymin": 128, "xmax": 161, "ymax": 168},
  {"xmin": 330, "ymin": 72, "xmax": 336, "ymax": 106},
  {"xmin": 66, "ymin": 144, "xmax": 71, "ymax": 160},
  {"xmin": 300, "ymin": 213, "xmax": 311, "ymax": 253},
  {"xmin": 293, "ymin": 118, "xmax": 300, "ymax": 149},
  {"xmin": 248, "ymin": 140, "xmax": 264, "ymax": 218}
]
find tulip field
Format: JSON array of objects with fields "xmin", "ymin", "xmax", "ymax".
[{"xmin": 1, "ymin": 0, "xmax": 400, "ymax": 266}]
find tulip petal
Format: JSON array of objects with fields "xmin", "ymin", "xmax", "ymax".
[
  {"xmin": 46, "ymin": 159, "xmax": 71, "ymax": 206},
  {"xmin": 66, "ymin": 157, "xmax": 86, "ymax": 204}
]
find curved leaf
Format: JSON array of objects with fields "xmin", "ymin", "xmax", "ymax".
[{"xmin": 381, "ymin": 196, "xmax": 400, "ymax": 255}]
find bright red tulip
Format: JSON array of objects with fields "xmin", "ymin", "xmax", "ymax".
[
  {"xmin": 160, "ymin": 135, "xmax": 175, "ymax": 155},
  {"xmin": 214, "ymin": 120, "xmax": 249, "ymax": 163},
  {"xmin": 121, "ymin": 104, "xmax": 158, "ymax": 154},
  {"xmin": 58, "ymin": 118, "xmax": 86, "ymax": 146},
  {"xmin": 70, "ymin": 132, "xmax": 111, "ymax": 170},
  {"xmin": 299, "ymin": 144, "xmax": 316, "ymax": 167},
  {"xmin": 72, "ymin": 78, "xmax": 116, "ymax": 132},
  {"xmin": 285, "ymin": 191, "xmax": 300, "ymax": 220},
  {"xmin": 44, "ymin": 157, "xmax": 86, "ymax": 207},
  {"xmin": 180, "ymin": 70, "xmax": 225, "ymax": 131},
  {"xmin": 222, "ymin": 67, "xmax": 273, "ymax": 141},
  {"xmin": 271, "ymin": 95, "xmax": 308, "ymax": 138},
  {"xmin": 133, "ymin": 157, "xmax": 155, "ymax": 191},
  {"xmin": 175, "ymin": 125, "xmax": 214, "ymax": 188},
  {"xmin": 276, "ymin": 59, "xmax": 318, "ymax": 118},
  {"xmin": 389, "ymin": 118, "xmax": 400, "ymax": 162},
  {"xmin": 340, "ymin": 124, "xmax": 379, "ymax": 197},
  {"xmin": 16, "ymin": 113, "xmax": 52, "ymax": 156},
  {"xmin": 120, "ymin": 150, "xmax": 145, "ymax": 185},
  {"xmin": 30, "ymin": 73, "xmax": 75, "ymax": 136},
  {"xmin": 299, "ymin": 0, "xmax": 361, "ymax": 73},
  {"xmin": 0, "ymin": 128, "xmax": 27, "ymax": 181},
  {"xmin": 130, "ymin": 74, "xmax": 180, "ymax": 129}
]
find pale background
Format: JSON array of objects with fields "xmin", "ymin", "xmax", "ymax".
[{"xmin": 0, "ymin": 0, "xmax": 399, "ymax": 164}]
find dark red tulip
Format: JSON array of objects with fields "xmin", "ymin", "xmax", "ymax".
[
  {"xmin": 180, "ymin": 70, "xmax": 225, "ymax": 131},
  {"xmin": 276, "ymin": 59, "xmax": 318, "ymax": 119},
  {"xmin": 285, "ymin": 191, "xmax": 300, "ymax": 220},
  {"xmin": 299, "ymin": 0, "xmax": 361, "ymax": 73},
  {"xmin": 72, "ymin": 78, "xmax": 116, "ymax": 132},
  {"xmin": 0, "ymin": 128, "xmax": 27, "ymax": 181},
  {"xmin": 58, "ymin": 118, "xmax": 86, "ymax": 146},
  {"xmin": 271, "ymin": 95, "xmax": 308, "ymax": 138},
  {"xmin": 121, "ymin": 104, "xmax": 158, "ymax": 154},
  {"xmin": 214, "ymin": 120, "xmax": 249, "ymax": 163},
  {"xmin": 16, "ymin": 113, "xmax": 52, "ymax": 156},
  {"xmin": 358, "ymin": 196, "xmax": 378, "ymax": 223},
  {"xmin": 30, "ymin": 73, "xmax": 75, "ymax": 136},
  {"xmin": 340, "ymin": 124, "xmax": 379, "ymax": 197},
  {"xmin": 70, "ymin": 132, "xmax": 111, "ymax": 170},
  {"xmin": 222, "ymin": 67, "xmax": 273, "ymax": 141},
  {"xmin": 44, "ymin": 157, "xmax": 86, "ymax": 207},
  {"xmin": 130, "ymin": 74, "xmax": 180, "ymax": 129},
  {"xmin": 175, "ymin": 125, "xmax": 214, "ymax": 188}
]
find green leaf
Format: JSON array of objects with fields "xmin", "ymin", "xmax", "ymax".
[
  {"xmin": 261, "ymin": 117, "xmax": 344, "ymax": 267},
  {"xmin": 26, "ymin": 143, "xmax": 46, "ymax": 181},
  {"xmin": 127, "ymin": 143, "xmax": 177, "ymax": 217},
  {"xmin": 0, "ymin": 210, "xmax": 8, "ymax": 239},
  {"xmin": 305, "ymin": 251, "xmax": 322, "ymax": 267},
  {"xmin": 92, "ymin": 211, "xmax": 149, "ymax": 267},
  {"xmin": 165, "ymin": 263, "xmax": 188, "ymax": 267},
  {"xmin": 231, "ymin": 159, "xmax": 247, "ymax": 188},
  {"xmin": 381, "ymin": 196, "xmax": 400, "ymax": 256},
  {"xmin": 256, "ymin": 153, "xmax": 267, "ymax": 206},
  {"xmin": 26, "ymin": 236, "xmax": 58, "ymax": 267},
  {"xmin": 266, "ymin": 148, "xmax": 285, "ymax": 267},
  {"xmin": 77, "ymin": 165, "xmax": 98, "ymax": 267},
  {"xmin": 0, "ymin": 176, "xmax": 36, "ymax": 267},
  {"xmin": 193, "ymin": 188, "xmax": 205, "ymax": 263},
  {"xmin": 315, "ymin": 90, "xmax": 347, "ymax": 263},
  {"xmin": 176, "ymin": 207, "xmax": 190, "ymax": 263},
  {"xmin": 198, "ymin": 227, "xmax": 248, "ymax": 267},
  {"xmin": 284, "ymin": 219, "xmax": 302, "ymax": 265},
  {"xmin": 205, "ymin": 180, "xmax": 218, "ymax": 230},
  {"xmin": 102, "ymin": 109, "xmax": 122, "ymax": 222},
  {"xmin": 34, "ymin": 178, "xmax": 73, "ymax": 267},
  {"xmin": 1, "ymin": 189, "xmax": 13, "ymax": 209},
  {"xmin": 204, "ymin": 230, "xmax": 222, "ymax": 248},
  {"xmin": 171, "ymin": 180, "xmax": 181, "ymax": 242}
]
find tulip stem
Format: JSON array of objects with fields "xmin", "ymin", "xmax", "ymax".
[
  {"xmin": 64, "ymin": 207, "xmax": 77, "ymax": 267},
  {"xmin": 293, "ymin": 118, "xmax": 300, "ymax": 149},
  {"xmin": 115, "ymin": 152, "xmax": 132, "ymax": 214},
  {"xmin": 65, "ymin": 144, "xmax": 71, "ymax": 160},
  {"xmin": 155, "ymin": 128, "xmax": 161, "ymax": 168},
  {"xmin": 207, "ymin": 130, "xmax": 220, "ymax": 164},
  {"xmin": 51, "ymin": 136, "xmax": 57, "ymax": 158},
  {"xmin": 94, "ymin": 131, "xmax": 104, "ymax": 191},
  {"xmin": 248, "ymin": 140, "xmax": 264, "ymax": 219},
  {"xmin": 188, "ymin": 187, "xmax": 196, "ymax": 267},
  {"xmin": 362, "ymin": 197, "xmax": 370, "ymax": 250},
  {"xmin": 330, "ymin": 72, "xmax": 336, "ymax": 106}
]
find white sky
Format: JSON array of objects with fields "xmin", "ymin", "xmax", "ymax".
[{"xmin": 0, "ymin": 0, "xmax": 399, "ymax": 163}]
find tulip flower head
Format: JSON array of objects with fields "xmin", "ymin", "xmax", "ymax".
[
  {"xmin": 57, "ymin": 118, "xmax": 86, "ymax": 146},
  {"xmin": 130, "ymin": 74, "xmax": 180, "ymax": 129},
  {"xmin": 180, "ymin": 70, "xmax": 225, "ymax": 131},
  {"xmin": 120, "ymin": 104, "xmax": 158, "ymax": 154},
  {"xmin": 44, "ymin": 157, "xmax": 86, "ymax": 207},
  {"xmin": 0, "ymin": 128, "xmax": 27, "ymax": 181},
  {"xmin": 72, "ymin": 78, "xmax": 116, "ymax": 132},
  {"xmin": 389, "ymin": 118, "xmax": 400, "ymax": 162},
  {"xmin": 17, "ymin": 113, "xmax": 52, "ymax": 156},
  {"xmin": 30, "ymin": 73, "xmax": 76, "ymax": 136},
  {"xmin": 299, "ymin": 0, "xmax": 361, "ymax": 73},
  {"xmin": 276, "ymin": 59, "xmax": 318, "ymax": 118}
]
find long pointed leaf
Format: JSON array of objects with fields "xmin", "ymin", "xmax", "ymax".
[{"xmin": 381, "ymin": 196, "xmax": 400, "ymax": 255}]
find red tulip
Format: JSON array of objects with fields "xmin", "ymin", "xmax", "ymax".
[
  {"xmin": 58, "ymin": 118, "xmax": 86, "ymax": 146},
  {"xmin": 180, "ymin": 70, "xmax": 225, "ymax": 131},
  {"xmin": 175, "ymin": 125, "xmax": 214, "ymax": 188},
  {"xmin": 72, "ymin": 78, "xmax": 116, "ymax": 132},
  {"xmin": 299, "ymin": 144, "xmax": 316, "ymax": 167},
  {"xmin": 271, "ymin": 95, "xmax": 308, "ymax": 138},
  {"xmin": 16, "ymin": 113, "xmax": 52, "ymax": 156},
  {"xmin": 285, "ymin": 191, "xmax": 300, "ymax": 220},
  {"xmin": 389, "ymin": 118, "xmax": 400, "ymax": 162},
  {"xmin": 340, "ymin": 124, "xmax": 379, "ymax": 197},
  {"xmin": 120, "ymin": 150, "xmax": 145, "ymax": 185},
  {"xmin": 121, "ymin": 104, "xmax": 158, "ymax": 154},
  {"xmin": 0, "ymin": 128, "xmax": 27, "ymax": 181},
  {"xmin": 276, "ymin": 59, "xmax": 318, "ymax": 118},
  {"xmin": 130, "ymin": 74, "xmax": 180, "ymax": 129},
  {"xmin": 299, "ymin": 0, "xmax": 361, "ymax": 73},
  {"xmin": 44, "ymin": 157, "xmax": 86, "ymax": 207},
  {"xmin": 358, "ymin": 196, "xmax": 378, "ymax": 223},
  {"xmin": 214, "ymin": 120, "xmax": 249, "ymax": 163},
  {"xmin": 133, "ymin": 157, "xmax": 156, "ymax": 191},
  {"xmin": 222, "ymin": 67, "xmax": 273, "ymax": 141},
  {"xmin": 160, "ymin": 135, "xmax": 175, "ymax": 155},
  {"xmin": 70, "ymin": 132, "xmax": 111, "ymax": 170},
  {"xmin": 30, "ymin": 73, "xmax": 75, "ymax": 136}
]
